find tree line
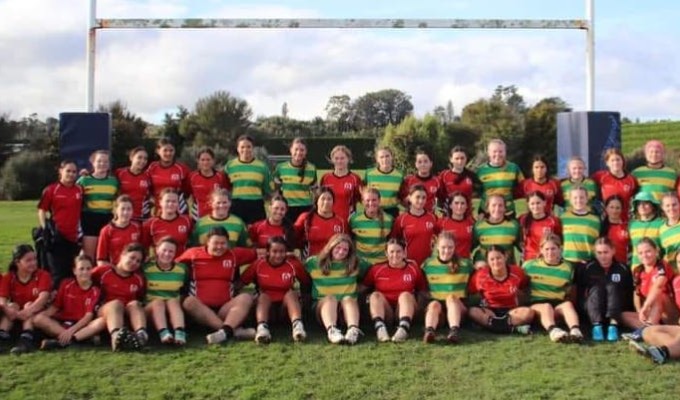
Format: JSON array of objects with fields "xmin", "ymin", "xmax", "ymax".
[{"xmin": 0, "ymin": 85, "xmax": 587, "ymax": 200}]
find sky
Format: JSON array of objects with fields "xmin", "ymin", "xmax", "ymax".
[{"xmin": 0, "ymin": 0, "xmax": 678, "ymax": 123}]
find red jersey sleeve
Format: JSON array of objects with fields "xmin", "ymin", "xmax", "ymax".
[
  {"xmin": 293, "ymin": 212, "xmax": 308, "ymax": 248},
  {"xmin": 96, "ymin": 225, "xmax": 111, "ymax": 262},
  {"xmin": 291, "ymin": 258, "xmax": 311, "ymax": 287},
  {"xmin": 0, "ymin": 273, "xmax": 10, "ymax": 299},
  {"xmin": 175, "ymin": 247, "xmax": 196, "ymax": 265},
  {"xmin": 37, "ymin": 184, "xmax": 54, "ymax": 211},
  {"xmin": 91, "ymin": 265, "xmax": 108, "ymax": 286},
  {"xmin": 390, "ymin": 215, "xmax": 404, "ymax": 240},
  {"xmin": 240, "ymin": 263, "xmax": 257, "ymax": 286},
  {"xmin": 232, "ymin": 248, "xmax": 258, "ymax": 266},
  {"xmin": 37, "ymin": 270, "xmax": 52, "ymax": 293},
  {"xmin": 467, "ymin": 270, "xmax": 481, "ymax": 295},
  {"xmin": 363, "ymin": 265, "xmax": 377, "ymax": 287},
  {"xmin": 52, "ymin": 279, "xmax": 69, "ymax": 310},
  {"xmin": 414, "ymin": 265, "xmax": 428, "ymax": 292}
]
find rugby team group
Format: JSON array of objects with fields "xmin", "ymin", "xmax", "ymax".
[{"xmin": 2, "ymin": 134, "xmax": 680, "ymax": 364}]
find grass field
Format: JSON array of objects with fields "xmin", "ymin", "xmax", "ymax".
[
  {"xmin": 1, "ymin": 202, "xmax": 679, "ymax": 399},
  {"xmin": 621, "ymin": 121, "xmax": 680, "ymax": 154}
]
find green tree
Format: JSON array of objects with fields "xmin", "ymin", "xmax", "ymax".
[
  {"xmin": 460, "ymin": 85, "xmax": 526, "ymax": 162},
  {"xmin": 522, "ymin": 97, "xmax": 571, "ymax": 174},
  {"xmin": 98, "ymin": 101, "xmax": 148, "ymax": 168},
  {"xmin": 324, "ymin": 94, "xmax": 353, "ymax": 133},
  {"xmin": 185, "ymin": 91, "xmax": 252, "ymax": 148},
  {"xmin": 351, "ymin": 89, "xmax": 413, "ymax": 130}
]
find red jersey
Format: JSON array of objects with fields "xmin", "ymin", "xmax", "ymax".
[
  {"xmin": 187, "ymin": 169, "xmax": 231, "ymax": 219},
  {"xmin": 400, "ymin": 174, "xmax": 441, "ymax": 213},
  {"xmin": 52, "ymin": 278, "xmax": 101, "ymax": 321},
  {"xmin": 633, "ymin": 261, "xmax": 674, "ymax": 298},
  {"xmin": 176, "ymin": 246, "xmax": 257, "ymax": 308},
  {"xmin": 241, "ymin": 256, "xmax": 311, "ymax": 302},
  {"xmin": 92, "ymin": 265, "xmax": 145, "ymax": 305},
  {"xmin": 320, "ymin": 172, "xmax": 362, "ymax": 221},
  {"xmin": 146, "ymin": 161, "xmax": 191, "ymax": 212},
  {"xmin": 37, "ymin": 182, "xmax": 83, "ymax": 242},
  {"xmin": 519, "ymin": 178, "xmax": 564, "ymax": 212},
  {"xmin": 391, "ymin": 211, "xmax": 439, "ymax": 266},
  {"xmin": 0, "ymin": 269, "xmax": 52, "ymax": 307},
  {"xmin": 142, "ymin": 215, "xmax": 193, "ymax": 254},
  {"xmin": 436, "ymin": 216, "xmax": 474, "ymax": 258},
  {"xmin": 114, "ymin": 167, "xmax": 151, "ymax": 220},
  {"xmin": 468, "ymin": 265, "xmax": 528, "ymax": 309},
  {"xmin": 248, "ymin": 219, "xmax": 287, "ymax": 249},
  {"xmin": 592, "ymin": 171, "xmax": 638, "ymax": 221},
  {"xmin": 294, "ymin": 212, "xmax": 348, "ymax": 257},
  {"xmin": 437, "ymin": 169, "xmax": 477, "ymax": 205},
  {"xmin": 605, "ymin": 221, "xmax": 629, "ymax": 264},
  {"xmin": 518, "ymin": 213, "xmax": 563, "ymax": 261},
  {"xmin": 96, "ymin": 221, "xmax": 142, "ymax": 265},
  {"xmin": 673, "ymin": 275, "xmax": 680, "ymax": 310},
  {"xmin": 363, "ymin": 261, "xmax": 427, "ymax": 304}
]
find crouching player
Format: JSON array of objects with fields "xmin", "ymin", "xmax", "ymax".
[
  {"xmin": 422, "ymin": 232, "xmax": 473, "ymax": 344},
  {"xmin": 177, "ymin": 227, "xmax": 257, "ymax": 345},
  {"xmin": 468, "ymin": 245, "xmax": 535, "ymax": 334},
  {"xmin": 143, "ymin": 237, "xmax": 188, "ymax": 345},
  {"xmin": 241, "ymin": 236, "xmax": 311, "ymax": 344},
  {"xmin": 93, "ymin": 243, "xmax": 147, "ymax": 352},
  {"xmin": 35, "ymin": 255, "xmax": 103, "ymax": 350}
]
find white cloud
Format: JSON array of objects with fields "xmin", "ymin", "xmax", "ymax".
[{"xmin": 0, "ymin": 0, "xmax": 678, "ymax": 123}]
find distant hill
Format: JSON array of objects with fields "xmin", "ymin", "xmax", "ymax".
[{"xmin": 622, "ymin": 121, "xmax": 680, "ymax": 154}]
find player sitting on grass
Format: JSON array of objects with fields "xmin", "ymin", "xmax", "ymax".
[
  {"xmin": 92, "ymin": 242, "xmax": 148, "ymax": 352},
  {"xmin": 241, "ymin": 236, "xmax": 311, "ymax": 344},
  {"xmin": 35, "ymin": 254, "xmax": 103, "ymax": 350},
  {"xmin": 0, "ymin": 244, "xmax": 51, "ymax": 354},
  {"xmin": 143, "ymin": 237, "xmax": 189, "ymax": 346}
]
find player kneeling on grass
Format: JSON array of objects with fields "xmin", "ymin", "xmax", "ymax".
[
  {"xmin": 35, "ymin": 255, "xmax": 103, "ymax": 350},
  {"xmin": 363, "ymin": 239, "xmax": 427, "ymax": 343},
  {"xmin": 92, "ymin": 243, "xmax": 147, "ymax": 352},
  {"xmin": 522, "ymin": 234, "xmax": 584, "ymax": 343},
  {"xmin": 0, "ymin": 244, "xmax": 51, "ymax": 354},
  {"xmin": 143, "ymin": 237, "xmax": 188, "ymax": 346},
  {"xmin": 468, "ymin": 246, "xmax": 534, "ymax": 335},
  {"xmin": 177, "ymin": 226, "xmax": 258, "ymax": 345},
  {"xmin": 421, "ymin": 232, "xmax": 473, "ymax": 344},
  {"xmin": 305, "ymin": 234, "xmax": 367, "ymax": 345},
  {"xmin": 241, "ymin": 236, "xmax": 311, "ymax": 344}
]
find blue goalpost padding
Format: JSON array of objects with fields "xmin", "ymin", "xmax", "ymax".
[{"xmin": 59, "ymin": 112, "xmax": 112, "ymax": 171}]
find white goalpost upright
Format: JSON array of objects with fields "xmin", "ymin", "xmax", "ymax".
[{"xmin": 85, "ymin": 0, "xmax": 595, "ymax": 112}]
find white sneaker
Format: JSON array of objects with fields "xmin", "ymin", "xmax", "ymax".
[
  {"xmin": 206, "ymin": 329, "xmax": 227, "ymax": 345},
  {"xmin": 344, "ymin": 326, "xmax": 364, "ymax": 345},
  {"xmin": 234, "ymin": 327, "xmax": 256, "ymax": 341},
  {"xmin": 391, "ymin": 327, "xmax": 409, "ymax": 343},
  {"xmin": 292, "ymin": 321, "xmax": 307, "ymax": 343},
  {"xmin": 327, "ymin": 326, "xmax": 344, "ymax": 344},
  {"xmin": 376, "ymin": 325, "xmax": 390, "ymax": 343},
  {"xmin": 569, "ymin": 327, "xmax": 584, "ymax": 343},
  {"xmin": 255, "ymin": 324, "xmax": 271, "ymax": 344},
  {"xmin": 549, "ymin": 327, "xmax": 569, "ymax": 343}
]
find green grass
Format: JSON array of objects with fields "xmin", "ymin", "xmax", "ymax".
[
  {"xmin": 622, "ymin": 121, "xmax": 680, "ymax": 154},
  {"xmin": 0, "ymin": 201, "xmax": 678, "ymax": 399}
]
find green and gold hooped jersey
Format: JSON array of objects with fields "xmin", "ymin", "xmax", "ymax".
[
  {"xmin": 224, "ymin": 158, "xmax": 272, "ymax": 200},
  {"xmin": 522, "ymin": 258, "xmax": 573, "ymax": 303},
  {"xmin": 190, "ymin": 214, "xmax": 249, "ymax": 247},
  {"xmin": 632, "ymin": 166, "xmax": 677, "ymax": 203},
  {"xmin": 629, "ymin": 218, "xmax": 663, "ymax": 266},
  {"xmin": 305, "ymin": 256, "xmax": 369, "ymax": 301},
  {"xmin": 76, "ymin": 175, "xmax": 119, "ymax": 214},
  {"xmin": 363, "ymin": 167, "xmax": 404, "ymax": 209},
  {"xmin": 273, "ymin": 161, "xmax": 317, "ymax": 207},
  {"xmin": 560, "ymin": 178, "xmax": 598, "ymax": 212},
  {"xmin": 560, "ymin": 211, "xmax": 600, "ymax": 263},
  {"xmin": 349, "ymin": 211, "xmax": 394, "ymax": 265},
  {"xmin": 421, "ymin": 256, "xmax": 473, "ymax": 301},
  {"xmin": 477, "ymin": 162, "xmax": 524, "ymax": 215}
]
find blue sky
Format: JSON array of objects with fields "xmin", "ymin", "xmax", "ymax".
[{"xmin": 0, "ymin": 0, "xmax": 678, "ymax": 122}]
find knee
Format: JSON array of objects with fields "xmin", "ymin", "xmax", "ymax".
[
  {"xmin": 369, "ymin": 292, "xmax": 386, "ymax": 304},
  {"xmin": 234, "ymin": 293, "xmax": 254, "ymax": 307},
  {"xmin": 398, "ymin": 292, "xmax": 415, "ymax": 304},
  {"xmin": 427, "ymin": 301, "xmax": 442, "ymax": 314}
]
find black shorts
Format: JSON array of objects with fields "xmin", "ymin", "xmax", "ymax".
[
  {"xmin": 531, "ymin": 299, "xmax": 564, "ymax": 308},
  {"xmin": 81, "ymin": 212, "xmax": 112, "ymax": 236},
  {"xmin": 489, "ymin": 307, "xmax": 511, "ymax": 318},
  {"xmin": 231, "ymin": 199, "xmax": 266, "ymax": 225}
]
